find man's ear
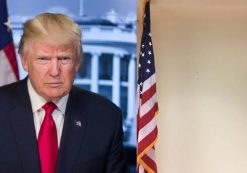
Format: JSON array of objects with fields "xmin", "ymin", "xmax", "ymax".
[{"xmin": 21, "ymin": 56, "xmax": 28, "ymax": 72}]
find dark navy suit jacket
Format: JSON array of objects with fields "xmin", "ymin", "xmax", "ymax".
[{"xmin": 0, "ymin": 78, "xmax": 129, "ymax": 173}]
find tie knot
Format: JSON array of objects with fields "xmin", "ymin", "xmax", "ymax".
[{"xmin": 42, "ymin": 102, "xmax": 57, "ymax": 114}]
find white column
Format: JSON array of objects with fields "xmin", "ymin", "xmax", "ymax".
[
  {"xmin": 91, "ymin": 52, "xmax": 99, "ymax": 93},
  {"xmin": 127, "ymin": 54, "xmax": 136, "ymax": 119},
  {"xmin": 112, "ymin": 54, "xmax": 121, "ymax": 106},
  {"xmin": 127, "ymin": 54, "xmax": 137, "ymax": 146}
]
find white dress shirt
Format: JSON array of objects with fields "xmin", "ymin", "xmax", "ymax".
[{"xmin": 27, "ymin": 79, "xmax": 68, "ymax": 147}]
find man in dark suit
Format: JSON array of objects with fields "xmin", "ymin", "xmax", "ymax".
[{"xmin": 0, "ymin": 13, "xmax": 129, "ymax": 173}]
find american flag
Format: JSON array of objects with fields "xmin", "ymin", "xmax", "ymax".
[
  {"xmin": 137, "ymin": 1, "xmax": 158, "ymax": 173},
  {"xmin": 0, "ymin": 0, "xmax": 19, "ymax": 86}
]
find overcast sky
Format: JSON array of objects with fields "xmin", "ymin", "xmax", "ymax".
[{"xmin": 7, "ymin": 0, "xmax": 136, "ymax": 18}]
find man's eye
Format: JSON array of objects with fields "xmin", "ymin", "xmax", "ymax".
[
  {"xmin": 59, "ymin": 57, "xmax": 72, "ymax": 64},
  {"xmin": 37, "ymin": 57, "xmax": 50, "ymax": 64}
]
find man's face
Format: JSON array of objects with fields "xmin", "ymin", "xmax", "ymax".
[{"xmin": 21, "ymin": 41, "xmax": 80, "ymax": 101}]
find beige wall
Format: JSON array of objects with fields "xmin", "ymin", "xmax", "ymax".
[{"xmin": 137, "ymin": 1, "xmax": 247, "ymax": 173}]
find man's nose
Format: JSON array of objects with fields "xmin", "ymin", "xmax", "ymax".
[{"xmin": 49, "ymin": 59, "xmax": 60, "ymax": 77}]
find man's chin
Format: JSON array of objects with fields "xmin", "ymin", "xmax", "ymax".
[{"xmin": 44, "ymin": 92, "xmax": 67, "ymax": 102}]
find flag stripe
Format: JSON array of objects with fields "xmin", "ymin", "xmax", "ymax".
[
  {"xmin": 138, "ymin": 115, "xmax": 157, "ymax": 143},
  {"xmin": 138, "ymin": 103, "xmax": 158, "ymax": 129},
  {"xmin": 3, "ymin": 43, "xmax": 19, "ymax": 80},
  {"xmin": 139, "ymin": 154, "xmax": 157, "ymax": 173},
  {"xmin": 0, "ymin": 50, "xmax": 16, "ymax": 86},
  {"xmin": 141, "ymin": 83, "xmax": 157, "ymax": 104},
  {"xmin": 146, "ymin": 147, "xmax": 156, "ymax": 160},
  {"xmin": 142, "ymin": 152, "xmax": 157, "ymax": 172},
  {"xmin": 138, "ymin": 165, "xmax": 145, "ymax": 173},
  {"xmin": 138, "ymin": 126, "xmax": 157, "ymax": 155},
  {"xmin": 140, "ymin": 93, "xmax": 157, "ymax": 118},
  {"xmin": 142, "ymin": 73, "xmax": 156, "ymax": 93}
]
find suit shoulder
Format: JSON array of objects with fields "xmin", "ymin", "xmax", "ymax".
[
  {"xmin": 0, "ymin": 81, "xmax": 21, "ymax": 95},
  {"xmin": 0, "ymin": 79, "xmax": 28, "ymax": 103}
]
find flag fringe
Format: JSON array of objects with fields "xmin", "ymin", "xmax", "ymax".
[
  {"xmin": 139, "ymin": 159, "xmax": 156, "ymax": 173},
  {"xmin": 137, "ymin": 137, "xmax": 157, "ymax": 162}
]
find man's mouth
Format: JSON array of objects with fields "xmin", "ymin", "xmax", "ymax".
[{"xmin": 46, "ymin": 82, "xmax": 63, "ymax": 87}]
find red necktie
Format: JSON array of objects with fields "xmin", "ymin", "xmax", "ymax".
[{"xmin": 38, "ymin": 102, "xmax": 58, "ymax": 173}]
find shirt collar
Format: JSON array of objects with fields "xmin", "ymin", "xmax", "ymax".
[{"xmin": 27, "ymin": 78, "xmax": 69, "ymax": 114}]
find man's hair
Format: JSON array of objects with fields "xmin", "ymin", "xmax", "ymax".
[{"xmin": 18, "ymin": 13, "xmax": 83, "ymax": 62}]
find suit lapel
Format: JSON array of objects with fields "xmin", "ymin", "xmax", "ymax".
[
  {"xmin": 56, "ymin": 88, "xmax": 87, "ymax": 173},
  {"xmin": 8, "ymin": 79, "xmax": 41, "ymax": 173}
]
